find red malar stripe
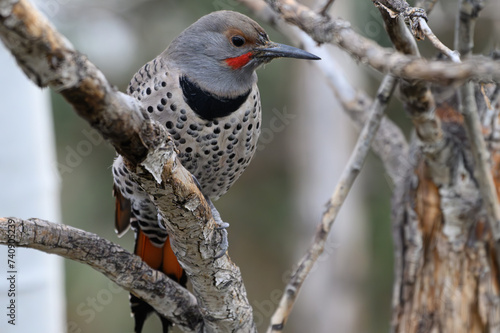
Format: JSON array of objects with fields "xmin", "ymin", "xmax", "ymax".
[{"xmin": 225, "ymin": 52, "xmax": 253, "ymax": 69}]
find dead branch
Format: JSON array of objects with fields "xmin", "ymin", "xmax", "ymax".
[
  {"xmin": 0, "ymin": 217, "xmax": 203, "ymax": 332},
  {"xmin": 418, "ymin": 19, "xmax": 461, "ymax": 62},
  {"xmin": 378, "ymin": 0, "xmax": 459, "ymax": 62},
  {"xmin": 131, "ymin": 141, "xmax": 255, "ymax": 332},
  {"xmin": 262, "ymin": 0, "xmax": 500, "ymax": 84},
  {"xmin": 267, "ymin": 74, "xmax": 398, "ymax": 332},
  {"xmin": 0, "ymin": 0, "xmax": 255, "ymax": 331},
  {"xmin": 317, "ymin": 0, "xmax": 335, "ymax": 16}
]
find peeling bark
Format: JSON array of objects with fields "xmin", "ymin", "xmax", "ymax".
[{"xmin": 392, "ymin": 89, "xmax": 500, "ymax": 333}]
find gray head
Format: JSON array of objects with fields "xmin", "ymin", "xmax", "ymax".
[{"xmin": 163, "ymin": 10, "xmax": 319, "ymax": 98}]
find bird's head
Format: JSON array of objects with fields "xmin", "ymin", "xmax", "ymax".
[{"xmin": 164, "ymin": 10, "xmax": 320, "ymax": 98}]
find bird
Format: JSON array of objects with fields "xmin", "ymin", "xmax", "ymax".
[{"xmin": 112, "ymin": 10, "xmax": 319, "ymax": 333}]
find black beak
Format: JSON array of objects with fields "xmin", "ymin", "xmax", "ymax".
[{"xmin": 254, "ymin": 42, "xmax": 321, "ymax": 60}]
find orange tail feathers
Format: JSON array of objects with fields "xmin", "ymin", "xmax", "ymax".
[
  {"xmin": 135, "ymin": 230, "xmax": 185, "ymax": 283},
  {"xmin": 132, "ymin": 231, "xmax": 186, "ymax": 333}
]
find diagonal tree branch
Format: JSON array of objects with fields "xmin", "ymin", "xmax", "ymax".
[
  {"xmin": 238, "ymin": 1, "xmax": 408, "ymax": 328},
  {"xmin": 131, "ymin": 141, "xmax": 255, "ymax": 332},
  {"xmin": 0, "ymin": 0, "xmax": 149, "ymax": 165},
  {"xmin": 267, "ymin": 74, "xmax": 398, "ymax": 332},
  {"xmin": 0, "ymin": 0, "xmax": 255, "ymax": 331},
  {"xmin": 0, "ymin": 217, "xmax": 203, "ymax": 332}
]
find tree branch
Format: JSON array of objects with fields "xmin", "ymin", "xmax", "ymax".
[
  {"xmin": 318, "ymin": 0, "xmax": 335, "ymax": 16},
  {"xmin": 131, "ymin": 142, "xmax": 255, "ymax": 332},
  {"xmin": 0, "ymin": 217, "xmax": 203, "ymax": 332},
  {"xmin": 262, "ymin": 0, "xmax": 500, "ymax": 84},
  {"xmin": 378, "ymin": 0, "xmax": 460, "ymax": 62},
  {"xmin": 0, "ymin": 0, "xmax": 149, "ymax": 165},
  {"xmin": 0, "ymin": 0, "xmax": 255, "ymax": 331},
  {"xmin": 375, "ymin": 1, "xmax": 444, "ymax": 155},
  {"xmin": 417, "ymin": 19, "xmax": 460, "ymax": 62},
  {"xmin": 267, "ymin": 74, "xmax": 398, "ymax": 332}
]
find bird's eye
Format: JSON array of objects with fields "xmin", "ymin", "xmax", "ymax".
[{"xmin": 231, "ymin": 36, "xmax": 245, "ymax": 47}]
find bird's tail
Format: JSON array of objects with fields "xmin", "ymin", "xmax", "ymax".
[
  {"xmin": 131, "ymin": 230, "xmax": 187, "ymax": 333},
  {"xmin": 114, "ymin": 185, "xmax": 186, "ymax": 333}
]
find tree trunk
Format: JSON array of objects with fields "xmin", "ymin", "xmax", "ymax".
[
  {"xmin": 391, "ymin": 85, "xmax": 500, "ymax": 332},
  {"xmin": 0, "ymin": 42, "xmax": 66, "ymax": 332}
]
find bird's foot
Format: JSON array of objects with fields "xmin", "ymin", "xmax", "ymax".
[{"xmin": 207, "ymin": 197, "xmax": 229, "ymax": 259}]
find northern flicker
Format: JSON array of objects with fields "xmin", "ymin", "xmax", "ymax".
[{"xmin": 112, "ymin": 10, "xmax": 319, "ymax": 332}]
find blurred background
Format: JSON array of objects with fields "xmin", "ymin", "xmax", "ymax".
[{"xmin": 1, "ymin": 0, "xmax": 499, "ymax": 332}]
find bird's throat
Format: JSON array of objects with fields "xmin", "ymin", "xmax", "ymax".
[{"xmin": 180, "ymin": 75, "xmax": 251, "ymax": 121}]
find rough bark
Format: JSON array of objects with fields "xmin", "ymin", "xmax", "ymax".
[
  {"xmin": 392, "ymin": 94, "xmax": 500, "ymax": 331},
  {"xmin": 386, "ymin": 1, "xmax": 500, "ymax": 332},
  {"xmin": 0, "ymin": 217, "xmax": 203, "ymax": 332}
]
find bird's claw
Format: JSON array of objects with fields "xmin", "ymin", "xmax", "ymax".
[
  {"xmin": 212, "ymin": 208, "xmax": 229, "ymax": 259},
  {"xmin": 214, "ymin": 228, "xmax": 228, "ymax": 259}
]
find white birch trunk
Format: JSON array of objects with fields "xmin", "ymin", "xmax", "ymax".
[{"xmin": 0, "ymin": 44, "xmax": 66, "ymax": 332}]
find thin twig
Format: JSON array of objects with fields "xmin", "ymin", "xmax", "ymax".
[
  {"xmin": 459, "ymin": 83, "xmax": 500, "ymax": 236},
  {"xmin": 318, "ymin": 0, "xmax": 335, "ymax": 16},
  {"xmin": 267, "ymin": 74, "xmax": 398, "ymax": 332},
  {"xmin": 0, "ymin": 217, "xmax": 203, "ymax": 332},
  {"xmin": 376, "ymin": 1, "xmax": 460, "ymax": 62},
  {"xmin": 455, "ymin": 0, "xmax": 500, "ymax": 258},
  {"xmin": 417, "ymin": 18, "xmax": 461, "ymax": 62}
]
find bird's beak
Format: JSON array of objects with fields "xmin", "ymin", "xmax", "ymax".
[{"xmin": 253, "ymin": 42, "xmax": 320, "ymax": 61}]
